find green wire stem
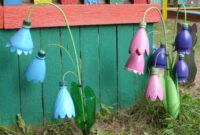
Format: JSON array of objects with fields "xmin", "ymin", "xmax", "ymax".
[
  {"xmin": 62, "ymin": 71, "xmax": 78, "ymax": 82},
  {"xmin": 26, "ymin": 2, "xmax": 86, "ymax": 122},
  {"xmin": 48, "ymin": 44, "xmax": 77, "ymax": 71},
  {"xmin": 171, "ymin": 4, "xmax": 188, "ymax": 69},
  {"xmin": 141, "ymin": 7, "xmax": 170, "ymax": 75},
  {"xmin": 173, "ymin": 4, "xmax": 187, "ymax": 42},
  {"xmin": 142, "ymin": 7, "xmax": 167, "ymax": 47}
]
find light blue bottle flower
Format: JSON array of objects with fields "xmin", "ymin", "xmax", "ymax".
[
  {"xmin": 24, "ymin": 50, "xmax": 46, "ymax": 83},
  {"xmin": 53, "ymin": 82, "xmax": 75, "ymax": 119},
  {"xmin": 6, "ymin": 20, "xmax": 33, "ymax": 55}
]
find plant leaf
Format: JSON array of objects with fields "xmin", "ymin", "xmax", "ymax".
[
  {"xmin": 70, "ymin": 82, "xmax": 85, "ymax": 130},
  {"xmin": 159, "ymin": 74, "xmax": 168, "ymax": 113},
  {"xmin": 165, "ymin": 76, "xmax": 180, "ymax": 119},
  {"xmin": 84, "ymin": 86, "xmax": 96, "ymax": 130}
]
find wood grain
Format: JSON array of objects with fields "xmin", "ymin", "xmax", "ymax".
[{"xmin": 2, "ymin": 4, "xmax": 161, "ymax": 29}]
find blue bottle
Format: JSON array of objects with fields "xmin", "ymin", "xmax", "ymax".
[{"xmin": 3, "ymin": 0, "xmax": 22, "ymax": 5}]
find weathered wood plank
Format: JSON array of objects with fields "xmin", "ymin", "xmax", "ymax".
[
  {"xmin": 20, "ymin": 29, "xmax": 43, "ymax": 124},
  {"xmin": 41, "ymin": 28, "xmax": 61, "ymax": 122},
  {"xmin": 3, "ymin": 4, "xmax": 161, "ymax": 29},
  {"xmin": 117, "ymin": 24, "xmax": 135, "ymax": 109},
  {"xmin": 80, "ymin": 26, "xmax": 100, "ymax": 110},
  {"xmin": 0, "ymin": 30, "xmax": 20, "ymax": 125},
  {"xmin": 99, "ymin": 26, "xmax": 117, "ymax": 109}
]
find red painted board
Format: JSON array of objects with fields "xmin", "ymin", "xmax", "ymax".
[
  {"xmin": 0, "ymin": 7, "xmax": 3, "ymax": 29},
  {"xmin": 61, "ymin": 0, "xmax": 77, "ymax": 4},
  {"xmin": 134, "ymin": 0, "xmax": 147, "ymax": 4},
  {"xmin": 3, "ymin": 4, "xmax": 161, "ymax": 29}
]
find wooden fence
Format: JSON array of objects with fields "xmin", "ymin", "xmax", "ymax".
[{"xmin": 0, "ymin": 24, "xmax": 153, "ymax": 125}]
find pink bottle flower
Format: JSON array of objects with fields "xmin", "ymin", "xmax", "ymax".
[
  {"xmin": 124, "ymin": 53, "xmax": 144, "ymax": 75},
  {"xmin": 145, "ymin": 68, "xmax": 163, "ymax": 101},
  {"xmin": 129, "ymin": 22, "xmax": 149, "ymax": 56}
]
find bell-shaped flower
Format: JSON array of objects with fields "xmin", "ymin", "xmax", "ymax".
[
  {"xmin": 129, "ymin": 22, "xmax": 149, "ymax": 56},
  {"xmin": 6, "ymin": 20, "xmax": 33, "ymax": 55},
  {"xmin": 151, "ymin": 44, "xmax": 166, "ymax": 69},
  {"xmin": 173, "ymin": 54, "xmax": 189, "ymax": 83},
  {"xmin": 124, "ymin": 53, "xmax": 144, "ymax": 75},
  {"xmin": 175, "ymin": 23, "xmax": 192, "ymax": 54},
  {"xmin": 53, "ymin": 81, "xmax": 75, "ymax": 119},
  {"xmin": 24, "ymin": 50, "xmax": 46, "ymax": 83},
  {"xmin": 145, "ymin": 68, "xmax": 163, "ymax": 101}
]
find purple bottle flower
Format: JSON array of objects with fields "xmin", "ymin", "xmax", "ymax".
[
  {"xmin": 173, "ymin": 54, "xmax": 189, "ymax": 83},
  {"xmin": 175, "ymin": 23, "xmax": 192, "ymax": 54},
  {"xmin": 151, "ymin": 44, "xmax": 166, "ymax": 69}
]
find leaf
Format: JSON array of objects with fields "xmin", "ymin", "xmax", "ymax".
[
  {"xmin": 70, "ymin": 82, "xmax": 97, "ymax": 135},
  {"xmin": 165, "ymin": 76, "xmax": 180, "ymax": 119},
  {"xmin": 84, "ymin": 86, "xmax": 96, "ymax": 129},
  {"xmin": 159, "ymin": 74, "xmax": 168, "ymax": 113},
  {"xmin": 16, "ymin": 114, "xmax": 26, "ymax": 134},
  {"xmin": 70, "ymin": 82, "xmax": 85, "ymax": 130}
]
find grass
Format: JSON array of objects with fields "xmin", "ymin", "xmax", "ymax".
[{"xmin": 0, "ymin": 93, "xmax": 199, "ymax": 135}]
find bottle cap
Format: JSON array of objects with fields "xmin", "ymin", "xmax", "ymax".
[
  {"xmin": 38, "ymin": 50, "xmax": 46, "ymax": 58},
  {"xmin": 23, "ymin": 20, "xmax": 31, "ymax": 27},
  {"xmin": 182, "ymin": 23, "xmax": 188, "ymax": 29},
  {"xmin": 152, "ymin": 68, "xmax": 158, "ymax": 74},
  {"xmin": 139, "ymin": 22, "xmax": 147, "ymax": 28},
  {"xmin": 59, "ymin": 81, "xmax": 66, "ymax": 86}
]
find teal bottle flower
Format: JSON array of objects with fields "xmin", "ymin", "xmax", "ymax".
[
  {"xmin": 53, "ymin": 81, "xmax": 75, "ymax": 119},
  {"xmin": 6, "ymin": 20, "xmax": 33, "ymax": 55},
  {"xmin": 24, "ymin": 50, "xmax": 46, "ymax": 83}
]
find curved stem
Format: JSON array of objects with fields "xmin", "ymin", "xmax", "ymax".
[
  {"xmin": 27, "ymin": 2, "xmax": 81, "ymax": 85},
  {"xmin": 47, "ymin": 44, "xmax": 76, "ymax": 71},
  {"xmin": 173, "ymin": 4, "xmax": 187, "ymax": 42},
  {"xmin": 142, "ymin": 7, "xmax": 167, "ymax": 47},
  {"xmin": 173, "ymin": 7, "xmax": 180, "ymax": 42},
  {"xmin": 27, "ymin": 2, "xmax": 85, "ymax": 122},
  {"xmin": 62, "ymin": 71, "xmax": 78, "ymax": 82},
  {"xmin": 142, "ymin": 7, "xmax": 170, "ymax": 75},
  {"xmin": 172, "ymin": 4, "xmax": 187, "ymax": 68},
  {"xmin": 182, "ymin": 4, "xmax": 187, "ymax": 24},
  {"xmin": 154, "ymin": 51, "xmax": 163, "ymax": 67}
]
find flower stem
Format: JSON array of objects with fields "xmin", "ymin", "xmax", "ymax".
[
  {"xmin": 62, "ymin": 71, "xmax": 78, "ymax": 82},
  {"xmin": 171, "ymin": 4, "xmax": 187, "ymax": 67},
  {"xmin": 47, "ymin": 44, "xmax": 77, "ymax": 71},
  {"xmin": 26, "ymin": 2, "xmax": 85, "ymax": 122},
  {"xmin": 142, "ymin": 7, "xmax": 170, "ymax": 75}
]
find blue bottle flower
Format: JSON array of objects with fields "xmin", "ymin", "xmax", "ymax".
[
  {"xmin": 151, "ymin": 44, "xmax": 166, "ymax": 69},
  {"xmin": 53, "ymin": 81, "xmax": 75, "ymax": 119},
  {"xmin": 6, "ymin": 20, "xmax": 33, "ymax": 55},
  {"xmin": 173, "ymin": 54, "xmax": 189, "ymax": 83},
  {"xmin": 24, "ymin": 50, "xmax": 46, "ymax": 83},
  {"xmin": 175, "ymin": 23, "xmax": 192, "ymax": 54}
]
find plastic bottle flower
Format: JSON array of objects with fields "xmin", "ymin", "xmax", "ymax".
[
  {"xmin": 129, "ymin": 22, "xmax": 149, "ymax": 56},
  {"xmin": 6, "ymin": 20, "xmax": 33, "ymax": 55},
  {"xmin": 145, "ymin": 68, "xmax": 163, "ymax": 101},
  {"xmin": 173, "ymin": 54, "xmax": 189, "ymax": 83},
  {"xmin": 53, "ymin": 81, "xmax": 75, "ymax": 119},
  {"xmin": 151, "ymin": 44, "xmax": 166, "ymax": 69},
  {"xmin": 124, "ymin": 53, "xmax": 144, "ymax": 75},
  {"xmin": 24, "ymin": 50, "xmax": 46, "ymax": 83},
  {"xmin": 174, "ymin": 23, "xmax": 192, "ymax": 54}
]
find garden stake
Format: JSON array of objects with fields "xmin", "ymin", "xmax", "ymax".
[{"xmin": 6, "ymin": 2, "xmax": 96, "ymax": 135}]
